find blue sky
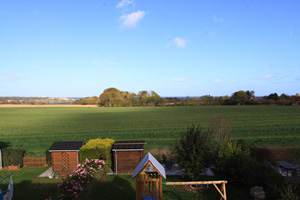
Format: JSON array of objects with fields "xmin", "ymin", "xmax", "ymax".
[{"xmin": 0, "ymin": 0, "xmax": 299, "ymax": 97}]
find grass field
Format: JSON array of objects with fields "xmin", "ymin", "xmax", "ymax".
[{"xmin": 0, "ymin": 106, "xmax": 300, "ymax": 156}]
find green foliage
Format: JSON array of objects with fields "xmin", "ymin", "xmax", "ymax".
[
  {"xmin": 2, "ymin": 149, "xmax": 25, "ymax": 166},
  {"xmin": 280, "ymin": 184, "xmax": 300, "ymax": 200},
  {"xmin": 79, "ymin": 138, "xmax": 115, "ymax": 172},
  {"xmin": 174, "ymin": 124, "xmax": 214, "ymax": 180},
  {"xmin": 214, "ymin": 140, "xmax": 265, "ymax": 186},
  {"xmin": 231, "ymin": 90, "xmax": 248, "ymax": 104}
]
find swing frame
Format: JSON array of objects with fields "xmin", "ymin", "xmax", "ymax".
[{"xmin": 162, "ymin": 180, "xmax": 228, "ymax": 200}]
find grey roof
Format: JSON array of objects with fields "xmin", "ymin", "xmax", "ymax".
[
  {"xmin": 49, "ymin": 141, "xmax": 85, "ymax": 151},
  {"xmin": 276, "ymin": 161, "xmax": 298, "ymax": 169},
  {"xmin": 132, "ymin": 152, "xmax": 166, "ymax": 180},
  {"xmin": 112, "ymin": 140, "xmax": 145, "ymax": 151},
  {"xmin": 114, "ymin": 140, "xmax": 145, "ymax": 144}
]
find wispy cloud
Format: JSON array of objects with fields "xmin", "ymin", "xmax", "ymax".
[
  {"xmin": 92, "ymin": 60, "xmax": 120, "ymax": 66},
  {"xmin": 101, "ymin": 68, "xmax": 116, "ymax": 73},
  {"xmin": 0, "ymin": 70, "xmax": 27, "ymax": 81},
  {"xmin": 116, "ymin": 0, "xmax": 134, "ymax": 8},
  {"xmin": 173, "ymin": 77, "xmax": 187, "ymax": 82},
  {"xmin": 213, "ymin": 15, "xmax": 224, "ymax": 24},
  {"xmin": 214, "ymin": 79, "xmax": 223, "ymax": 83},
  {"xmin": 173, "ymin": 37, "xmax": 187, "ymax": 48},
  {"xmin": 256, "ymin": 74, "xmax": 274, "ymax": 79},
  {"xmin": 119, "ymin": 10, "xmax": 146, "ymax": 29}
]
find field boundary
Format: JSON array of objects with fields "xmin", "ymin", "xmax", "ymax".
[{"xmin": 0, "ymin": 104, "xmax": 98, "ymax": 108}]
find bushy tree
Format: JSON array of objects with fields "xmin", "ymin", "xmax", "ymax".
[
  {"xmin": 174, "ymin": 124, "xmax": 214, "ymax": 180},
  {"xmin": 214, "ymin": 139, "xmax": 264, "ymax": 186}
]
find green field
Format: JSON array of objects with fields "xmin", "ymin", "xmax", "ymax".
[{"xmin": 0, "ymin": 106, "xmax": 300, "ymax": 156}]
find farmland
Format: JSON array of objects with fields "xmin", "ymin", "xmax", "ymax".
[{"xmin": 0, "ymin": 106, "xmax": 299, "ymax": 157}]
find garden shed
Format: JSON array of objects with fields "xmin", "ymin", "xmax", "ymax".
[
  {"xmin": 48, "ymin": 141, "xmax": 85, "ymax": 175},
  {"xmin": 112, "ymin": 141, "xmax": 145, "ymax": 174}
]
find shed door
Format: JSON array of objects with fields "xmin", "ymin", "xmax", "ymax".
[
  {"xmin": 117, "ymin": 151, "xmax": 142, "ymax": 174},
  {"xmin": 61, "ymin": 152, "xmax": 69, "ymax": 170}
]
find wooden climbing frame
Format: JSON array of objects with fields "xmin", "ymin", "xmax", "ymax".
[{"xmin": 162, "ymin": 180, "xmax": 228, "ymax": 200}]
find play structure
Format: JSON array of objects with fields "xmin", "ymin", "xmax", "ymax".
[
  {"xmin": 132, "ymin": 153, "xmax": 227, "ymax": 200},
  {"xmin": 0, "ymin": 172, "xmax": 13, "ymax": 200}
]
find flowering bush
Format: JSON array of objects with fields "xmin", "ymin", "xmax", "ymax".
[
  {"xmin": 46, "ymin": 159, "xmax": 106, "ymax": 200},
  {"xmin": 79, "ymin": 138, "xmax": 115, "ymax": 172}
]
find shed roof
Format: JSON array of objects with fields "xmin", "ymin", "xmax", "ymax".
[
  {"xmin": 48, "ymin": 141, "xmax": 85, "ymax": 152},
  {"xmin": 132, "ymin": 152, "xmax": 166, "ymax": 180},
  {"xmin": 112, "ymin": 140, "xmax": 145, "ymax": 151},
  {"xmin": 276, "ymin": 161, "xmax": 298, "ymax": 170}
]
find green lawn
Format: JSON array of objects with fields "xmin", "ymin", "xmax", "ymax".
[
  {"xmin": 80, "ymin": 174, "xmax": 250, "ymax": 200},
  {"xmin": 0, "ymin": 106, "xmax": 300, "ymax": 156},
  {"xmin": 0, "ymin": 167, "xmax": 61, "ymax": 200}
]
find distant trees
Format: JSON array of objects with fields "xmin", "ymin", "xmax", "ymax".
[
  {"xmin": 98, "ymin": 88, "xmax": 162, "ymax": 107},
  {"xmin": 71, "ymin": 88, "xmax": 300, "ymax": 107},
  {"xmin": 73, "ymin": 96, "xmax": 99, "ymax": 105}
]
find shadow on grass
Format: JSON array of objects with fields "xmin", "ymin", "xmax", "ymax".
[
  {"xmin": 80, "ymin": 175, "xmax": 136, "ymax": 200},
  {"xmin": 1, "ymin": 180, "xmax": 59, "ymax": 200}
]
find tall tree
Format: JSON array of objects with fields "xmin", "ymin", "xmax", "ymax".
[
  {"xmin": 174, "ymin": 124, "xmax": 214, "ymax": 180},
  {"xmin": 99, "ymin": 88, "xmax": 122, "ymax": 107}
]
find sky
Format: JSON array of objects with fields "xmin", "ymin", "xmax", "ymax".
[{"xmin": 0, "ymin": 0, "xmax": 300, "ymax": 97}]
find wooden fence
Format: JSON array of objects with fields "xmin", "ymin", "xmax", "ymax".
[{"xmin": 23, "ymin": 157, "xmax": 48, "ymax": 168}]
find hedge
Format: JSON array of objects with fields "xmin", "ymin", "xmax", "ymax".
[
  {"xmin": 79, "ymin": 138, "xmax": 115, "ymax": 172},
  {"xmin": 2, "ymin": 149, "xmax": 26, "ymax": 166}
]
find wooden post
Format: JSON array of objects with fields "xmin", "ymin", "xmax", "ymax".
[
  {"xmin": 136, "ymin": 176, "xmax": 139, "ymax": 200},
  {"xmin": 159, "ymin": 176, "xmax": 162, "ymax": 200}
]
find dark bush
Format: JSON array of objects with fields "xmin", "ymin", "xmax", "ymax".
[
  {"xmin": 2, "ymin": 149, "xmax": 25, "ymax": 166},
  {"xmin": 214, "ymin": 140, "xmax": 265, "ymax": 186}
]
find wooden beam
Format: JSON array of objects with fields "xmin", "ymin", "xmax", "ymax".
[
  {"xmin": 163, "ymin": 180, "xmax": 227, "ymax": 185},
  {"xmin": 213, "ymin": 183, "xmax": 226, "ymax": 200}
]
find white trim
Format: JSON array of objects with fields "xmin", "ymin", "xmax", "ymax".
[{"xmin": 112, "ymin": 149, "xmax": 143, "ymax": 152}]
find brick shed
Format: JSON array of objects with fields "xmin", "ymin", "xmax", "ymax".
[
  {"xmin": 112, "ymin": 141, "xmax": 145, "ymax": 174},
  {"xmin": 48, "ymin": 141, "xmax": 85, "ymax": 175}
]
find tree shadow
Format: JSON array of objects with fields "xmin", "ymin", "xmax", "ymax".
[
  {"xmin": 0, "ymin": 180, "xmax": 59, "ymax": 200},
  {"xmin": 84, "ymin": 175, "xmax": 136, "ymax": 200},
  {"xmin": 0, "ymin": 141, "xmax": 10, "ymax": 149}
]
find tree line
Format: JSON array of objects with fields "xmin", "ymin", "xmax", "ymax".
[{"xmin": 73, "ymin": 88, "xmax": 300, "ymax": 106}]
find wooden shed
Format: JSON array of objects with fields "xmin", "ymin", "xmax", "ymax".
[
  {"xmin": 48, "ymin": 141, "xmax": 85, "ymax": 175},
  {"xmin": 112, "ymin": 141, "xmax": 145, "ymax": 174}
]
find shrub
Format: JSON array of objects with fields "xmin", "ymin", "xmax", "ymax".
[
  {"xmin": 46, "ymin": 159, "xmax": 106, "ymax": 200},
  {"xmin": 174, "ymin": 124, "xmax": 214, "ymax": 180},
  {"xmin": 79, "ymin": 138, "xmax": 115, "ymax": 172},
  {"xmin": 214, "ymin": 140, "xmax": 264, "ymax": 186},
  {"xmin": 2, "ymin": 149, "xmax": 25, "ymax": 166}
]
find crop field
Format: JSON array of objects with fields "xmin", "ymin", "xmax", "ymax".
[{"xmin": 0, "ymin": 106, "xmax": 299, "ymax": 156}]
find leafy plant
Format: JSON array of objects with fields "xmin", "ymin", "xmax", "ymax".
[
  {"xmin": 280, "ymin": 184, "xmax": 300, "ymax": 200},
  {"xmin": 174, "ymin": 124, "xmax": 214, "ymax": 180}
]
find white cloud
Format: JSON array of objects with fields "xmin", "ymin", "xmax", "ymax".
[
  {"xmin": 173, "ymin": 37, "xmax": 187, "ymax": 48},
  {"xmin": 101, "ymin": 68, "xmax": 116, "ymax": 73},
  {"xmin": 257, "ymin": 74, "xmax": 274, "ymax": 79},
  {"xmin": 116, "ymin": 0, "xmax": 134, "ymax": 8},
  {"xmin": 119, "ymin": 10, "xmax": 146, "ymax": 29},
  {"xmin": 173, "ymin": 78, "xmax": 187, "ymax": 82},
  {"xmin": 214, "ymin": 79, "xmax": 223, "ymax": 83}
]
